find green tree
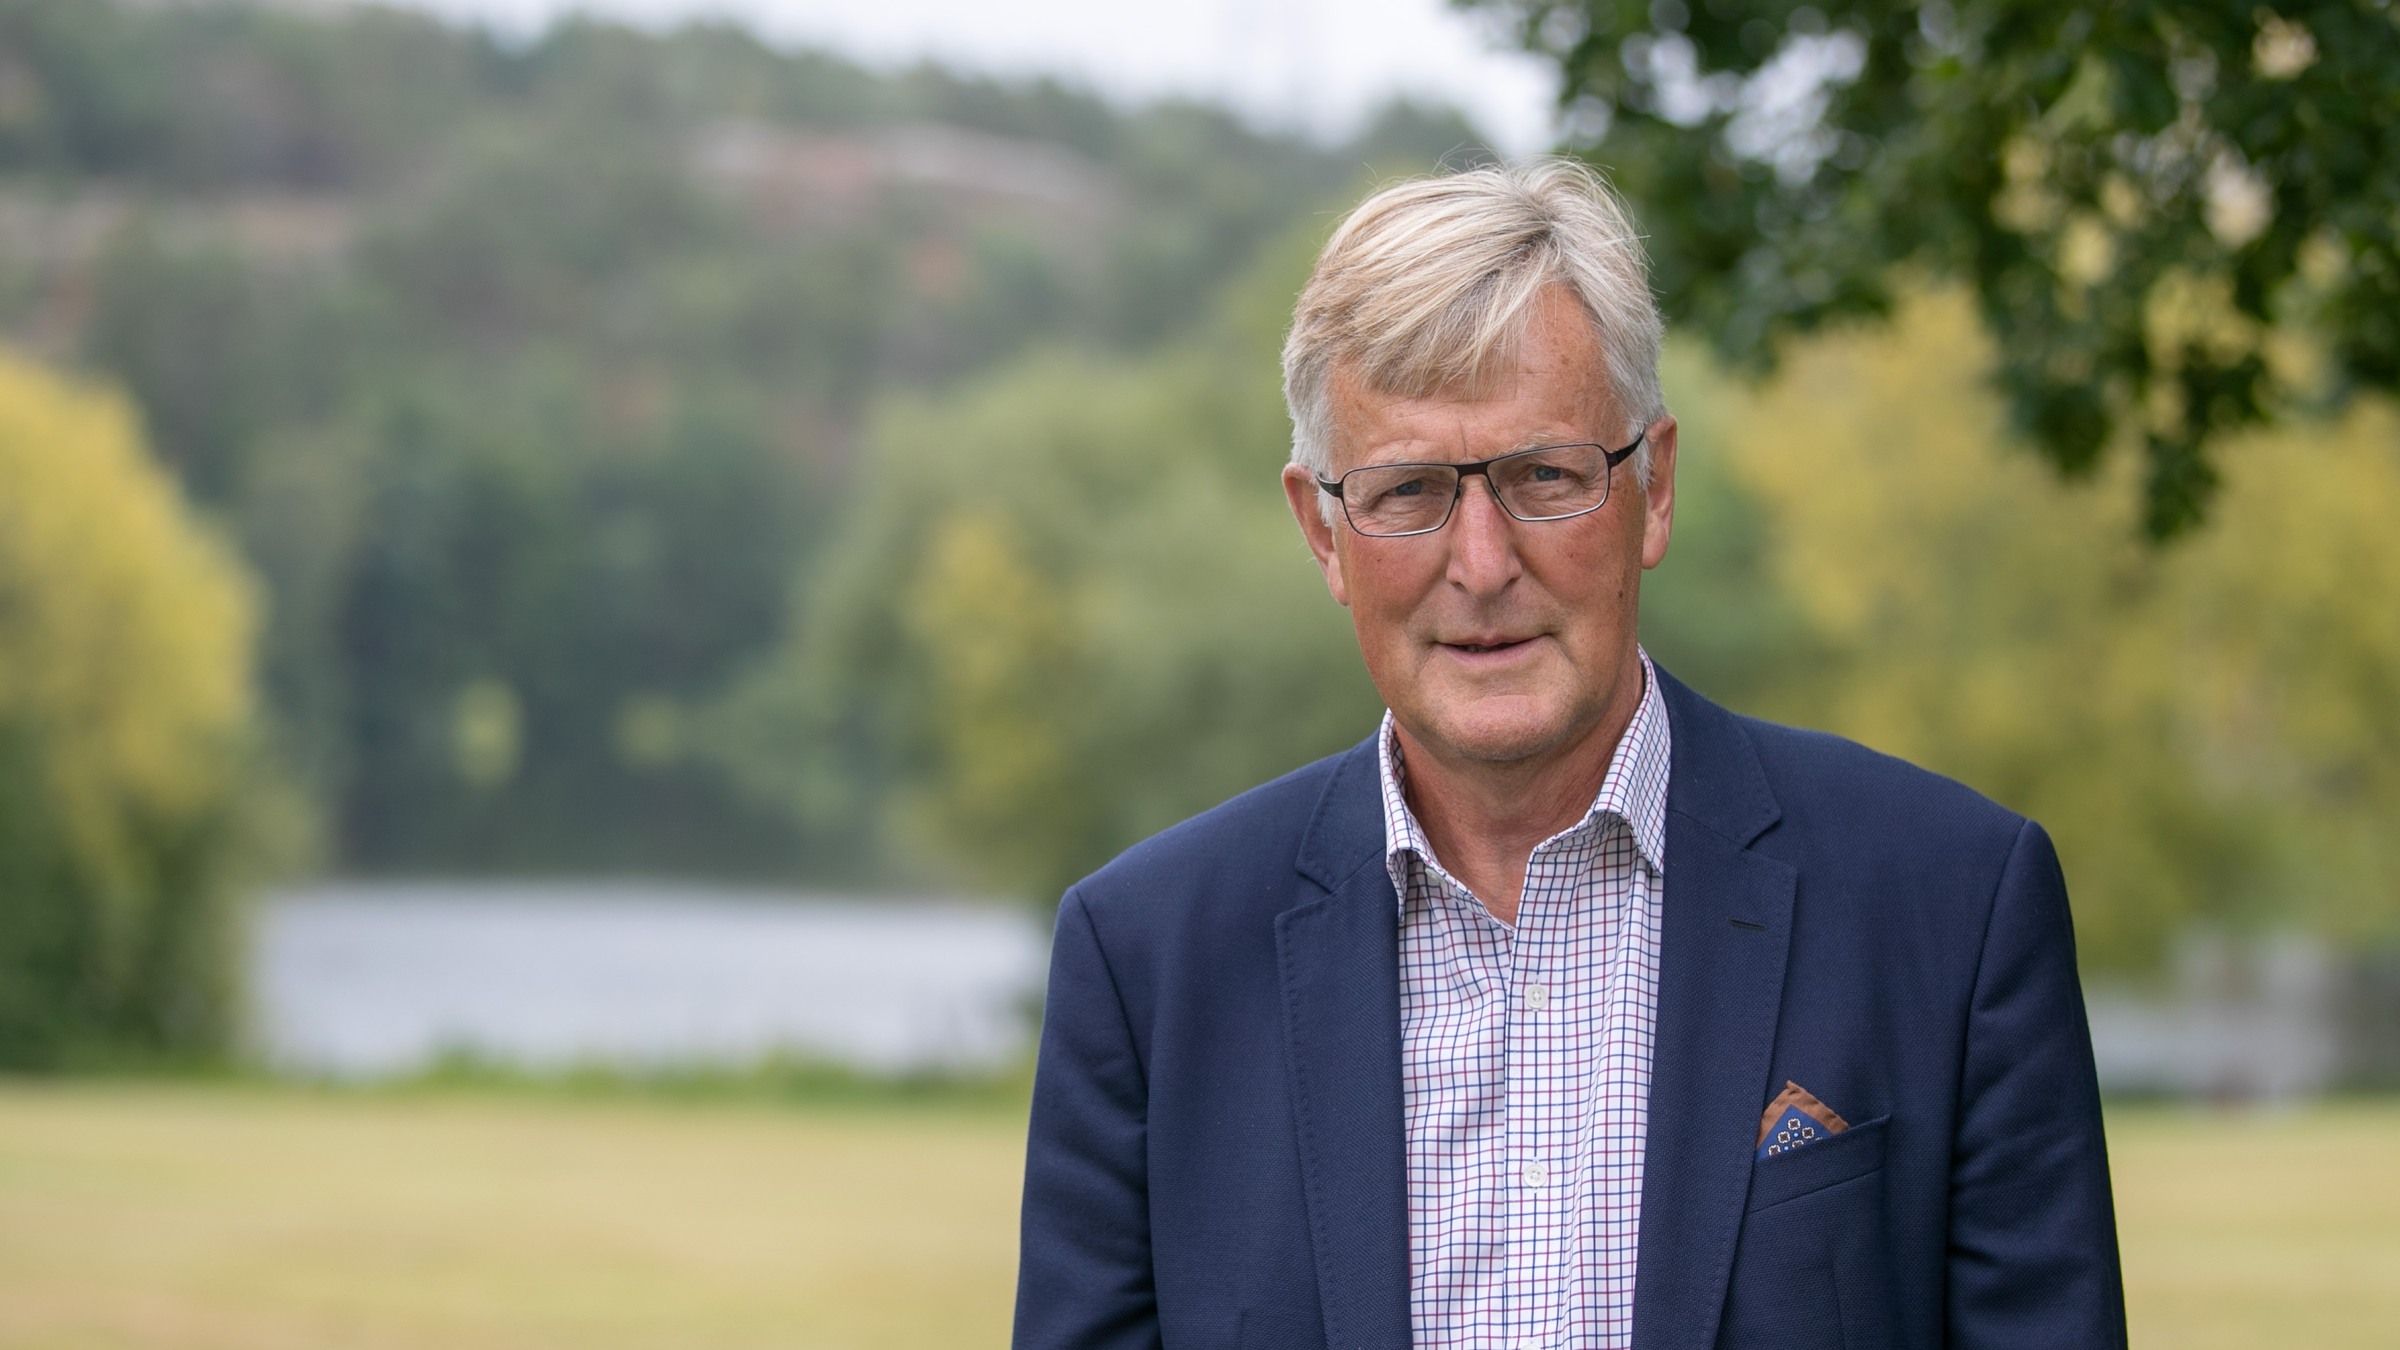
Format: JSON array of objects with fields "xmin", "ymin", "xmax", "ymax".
[
  {"xmin": 3, "ymin": 0, "xmax": 1507, "ymax": 885},
  {"xmin": 1704, "ymin": 291, "xmax": 2400, "ymax": 965},
  {"xmin": 0, "ymin": 349, "xmax": 264, "ymax": 1065},
  {"xmin": 703, "ymin": 231, "xmax": 1383, "ymax": 900},
  {"xmin": 1464, "ymin": 0, "xmax": 2400, "ymax": 537},
  {"xmin": 0, "ymin": 0, "xmax": 483, "ymax": 188},
  {"xmin": 316, "ymin": 361, "xmax": 819, "ymax": 875}
]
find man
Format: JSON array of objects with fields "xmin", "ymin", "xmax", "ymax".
[{"xmin": 1015, "ymin": 159, "xmax": 2124, "ymax": 1350}]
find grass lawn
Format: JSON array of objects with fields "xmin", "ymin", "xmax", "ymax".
[
  {"xmin": 0, "ymin": 1083, "xmax": 1024, "ymax": 1350},
  {"xmin": 2109, "ymin": 1101, "xmax": 2400, "ymax": 1349},
  {"xmin": 0, "ymin": 1084, "xmax": 2392, "ymax": 1348}
]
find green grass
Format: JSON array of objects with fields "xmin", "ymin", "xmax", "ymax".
[
  {"xmin": 2110, "ymin": 1101, "xmax": 2400, "ymax": 1349},
  {"xmin": 0, "ymin": 1084, "xmax": 2392, "ymax": 1348},
  {"xmin": 0, "ymin": 1081, "xmax": 1025, "ymax": 1349}
]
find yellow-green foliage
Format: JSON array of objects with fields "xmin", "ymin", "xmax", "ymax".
[
  {"xmin": 1719, "ymin": 293, "xmax": 2400, "ymax": 964},
  {"xmin": 707, "ymin": 227, "xmax": 1382, "ymax": 901},
  {"xmin": 718, "ymin": 253, "xmax": 2398, "ymax": 959},
  {"xmin": 0, "ymin": 348, "xmax": 260, "ymax": 1063},
  {"xmin": 816, "ymin": 340, "xmax": 1377, "ymax": 900}
]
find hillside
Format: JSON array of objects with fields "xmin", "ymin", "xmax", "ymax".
[{"xmin": 0, "ymin": 0, "xmax": 1492, "ymax": 878}]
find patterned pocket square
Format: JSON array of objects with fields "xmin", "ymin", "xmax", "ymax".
[{"xmin": 1756, "ymin": 1080, "xmax": 1850, "ymax": 1160}]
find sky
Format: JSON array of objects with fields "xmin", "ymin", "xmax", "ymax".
[{"xmin": 385, "ymin": 0, "xmax": 1565, "ymax": 154}]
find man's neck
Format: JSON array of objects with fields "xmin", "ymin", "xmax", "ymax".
[{"xmin": 1395, "ymin": 675, "xmax": 1645, "ymax": 928}]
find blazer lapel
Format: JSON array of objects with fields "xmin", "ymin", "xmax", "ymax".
[
  {"xmin": 1632, "ymin": 672, "xmax": 1799, "ymax": 1350},
  {"xmin": 1276, "ymin": 740, "xmax": 1412, "ymax": 1350}
]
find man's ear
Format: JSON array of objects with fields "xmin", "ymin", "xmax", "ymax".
[
  {"xmin": 1638, "ymin": 416, "xmax": 1677, "ymax": 571},
  {"xmin": 1281, "ymin": 463, "xmax": 1351, "ymax": 607}
]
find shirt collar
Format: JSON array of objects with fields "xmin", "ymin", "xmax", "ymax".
[{"xmin": 1377, "ymin": 649, "xmax": 1673, "ymax": 904}]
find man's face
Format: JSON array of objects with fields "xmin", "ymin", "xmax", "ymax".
[{"xmin": 1281, "ymin": 286, "xmax": 1677, "ymax": 772}]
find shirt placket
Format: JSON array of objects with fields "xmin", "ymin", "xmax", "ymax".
[
  {"xmin": 1593, "ymin": 845, "xmax": 1651, "ymax": 1335},
  {"xmin": 1422, "ymin": 866, "xmax": 1513, "ymax": 1345},
  {"xmin": 1501, "ymin": 842, "xmax": 1571, "ymax": 1350},
  {"xmin": 1578, "ymin": 822, "xmax": 1643, "ymax": 1349}
]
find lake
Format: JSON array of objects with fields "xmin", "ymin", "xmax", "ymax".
[{"xmin": 252, "ymin": 882, "xmax": 1051, "ymax": 1078}]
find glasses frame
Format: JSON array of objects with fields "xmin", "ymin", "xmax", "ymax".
[{"xmin": 1314, "ymin": 429, "xmax": 1648, "ymax": 538}]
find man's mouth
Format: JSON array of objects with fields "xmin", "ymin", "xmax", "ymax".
[{"xmin": 1442, "ymin": 637, "xmax": 1535, "ymax": 655}]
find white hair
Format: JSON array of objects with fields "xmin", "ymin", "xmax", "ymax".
[{"xmin": 1281, "ymin": 157, "xmax": 1667, "ymax": 518}]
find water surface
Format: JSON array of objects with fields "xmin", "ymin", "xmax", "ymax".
[{"xmin": 254, "ymin": 882, "xmax": 1048, "ymax": 1077}]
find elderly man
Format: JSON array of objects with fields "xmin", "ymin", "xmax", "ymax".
[{"xmin": 1014, "ymin": 160, "xmax": 2123, "ymax": 1350}]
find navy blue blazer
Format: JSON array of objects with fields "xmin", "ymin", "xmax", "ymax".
[{"xmin": 1015, "ymin": 668, "xmax": 2125, "ymax": 1350}]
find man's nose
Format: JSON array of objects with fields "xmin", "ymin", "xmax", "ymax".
[{"xmin": 1443, "ymin": 474, "xmax": 1522, "ymax": 595}]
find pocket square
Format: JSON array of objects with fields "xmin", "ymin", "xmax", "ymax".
[{"xmin": 1756, "ymin": 1080, "xmax": 1850, "ymax": 1160}]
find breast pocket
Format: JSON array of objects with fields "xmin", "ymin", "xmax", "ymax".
[
  {"xmin": 1718, "ymin": 1116, "xmax": 1898, "ymax": 1350},
  {"xmin": 1746, "ymin": 1113, "xmax": 1889, "ymax": 1213}
]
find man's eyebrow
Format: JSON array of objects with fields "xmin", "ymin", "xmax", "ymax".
[
  {"xmin": 1504, "ymin": 432, "xmax": 1595, "ymax": 453},
  {"xmin": 1350, "ymin": 431, "xmax": 1596, "ymax": 466}
]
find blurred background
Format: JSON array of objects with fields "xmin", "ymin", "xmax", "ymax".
[{"xmin": 0, "ymin": 0, "xmax": 2393, "ymax": 1346}]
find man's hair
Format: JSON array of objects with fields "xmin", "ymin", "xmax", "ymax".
[{"xmin": 1281, "ymin": 157, "xmax": 1667, "ymax": 513}]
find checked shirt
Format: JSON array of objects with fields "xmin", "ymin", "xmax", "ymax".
[{"xmin": 1380, "ymin": 652, "xmax": 1671, "ymax": 1350}]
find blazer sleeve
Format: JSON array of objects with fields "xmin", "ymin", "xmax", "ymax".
[
  {"xmin": 1013, "ymin": 886, "xmax": 1161, "ymax": 1350},
  {"xmin": 1946, "ymin": 819, "xmax": 2129, "ymax": 1348}
]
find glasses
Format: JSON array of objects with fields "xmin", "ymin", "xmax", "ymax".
[{"xmin": 1314, "ymin": 430, "xmax": 1646, "ymax": 538}]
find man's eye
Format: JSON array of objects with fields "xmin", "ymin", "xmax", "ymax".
[
  {"xmin": 1531, "ymin": 465, "xmax": 1564, "ymax": 482},
  {"xmin": 1390, "ymin": 479, "xmax": 1426, "ymax": 497}
]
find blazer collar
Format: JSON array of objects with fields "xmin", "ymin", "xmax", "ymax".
[
  {"xmin": 1292, "ymin": 733, "xmax": 1386, "ymax": 895},
  {"xmin": 1634, "ymin": 667, "xmax": 1798, "ymax": 1350},
  {"xmin": 1278, "ymin": 733, "xmax": 1411, "ymax": 1350},
  {"xmin": 1653, "ymin": 664, "xmax": 1780, "ymax": 847}
]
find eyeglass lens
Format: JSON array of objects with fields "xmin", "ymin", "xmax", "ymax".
[{"xmin": 1340, "ymin": 443, "xmax": 1613, "ymax": 536}]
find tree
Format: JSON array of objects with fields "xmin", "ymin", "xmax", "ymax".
[
  {"xmin": 0, "ymin": 350, "xmax": 264, "ymax": 1065},
  {"xmin": 1462, "ymin": 0, "xmax": 2400, "ymax": 537},
  {"xmin": 1702, "ymin": 290, "xmax": 2400, "ymax": 965},
  {"xmin": 3, "ymin": 1, "xmax": 1503, "ymax": 884},
  {"xmin": 700, "ymin": 228, "xmax": 1384, "ymax": 901}
]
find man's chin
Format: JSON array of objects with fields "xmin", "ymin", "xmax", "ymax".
[{"xmin": 1410, "ymin": 704, "xmax": 1582, "ymax": 767}]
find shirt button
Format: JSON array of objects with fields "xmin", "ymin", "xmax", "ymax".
[
  {"xmin": 1522, "ymin": 1160, "xmax": 1548, "ymax": 1187},
  {"xmin": 1522, "ymin": 982, "xmax": 1550, "ymax": 1011}
]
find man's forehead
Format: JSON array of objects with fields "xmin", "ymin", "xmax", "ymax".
[{"xmin": 1322, "ymin": 360, "xmax": 1620, "ymax": 465}]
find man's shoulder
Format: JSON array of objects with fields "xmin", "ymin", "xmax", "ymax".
[
  {"xmin": 1750, "ymin": 715, "xmax": 2019, "ymax": 829},
  {"xmin": 1695, "ymin": 700, "xmax": 2035, "ymax": 899},
  {"xmin": 1656, "ymin": 668, "xmax": 2023, "ymax": 867}
]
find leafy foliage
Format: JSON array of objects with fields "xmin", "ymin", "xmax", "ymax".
[
  {"xmin": 0, "ymin": 349, "xmax": 262, "ymax": 1065},
  {"xmin": 1462, "ymin": 0, "xmax": 2400, "ymax": 537},
  {"xmin": 1705, "ymin": 292, "xmax": 2400, "ymax": 965},
  {"xmin": 702, "ymin": 231, "xmax": 1385, "ymax": 900},
  {"xmin": 0, "ymin": 0, "xmax": 1493, "ymax": 878},
  {"xmin": 17, "ymin": 1, "xmax": 2377, "ymax": 975},
  {"xmin": 736, "ymin": 244, "xmax": 2400, "ymax": 957}
]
